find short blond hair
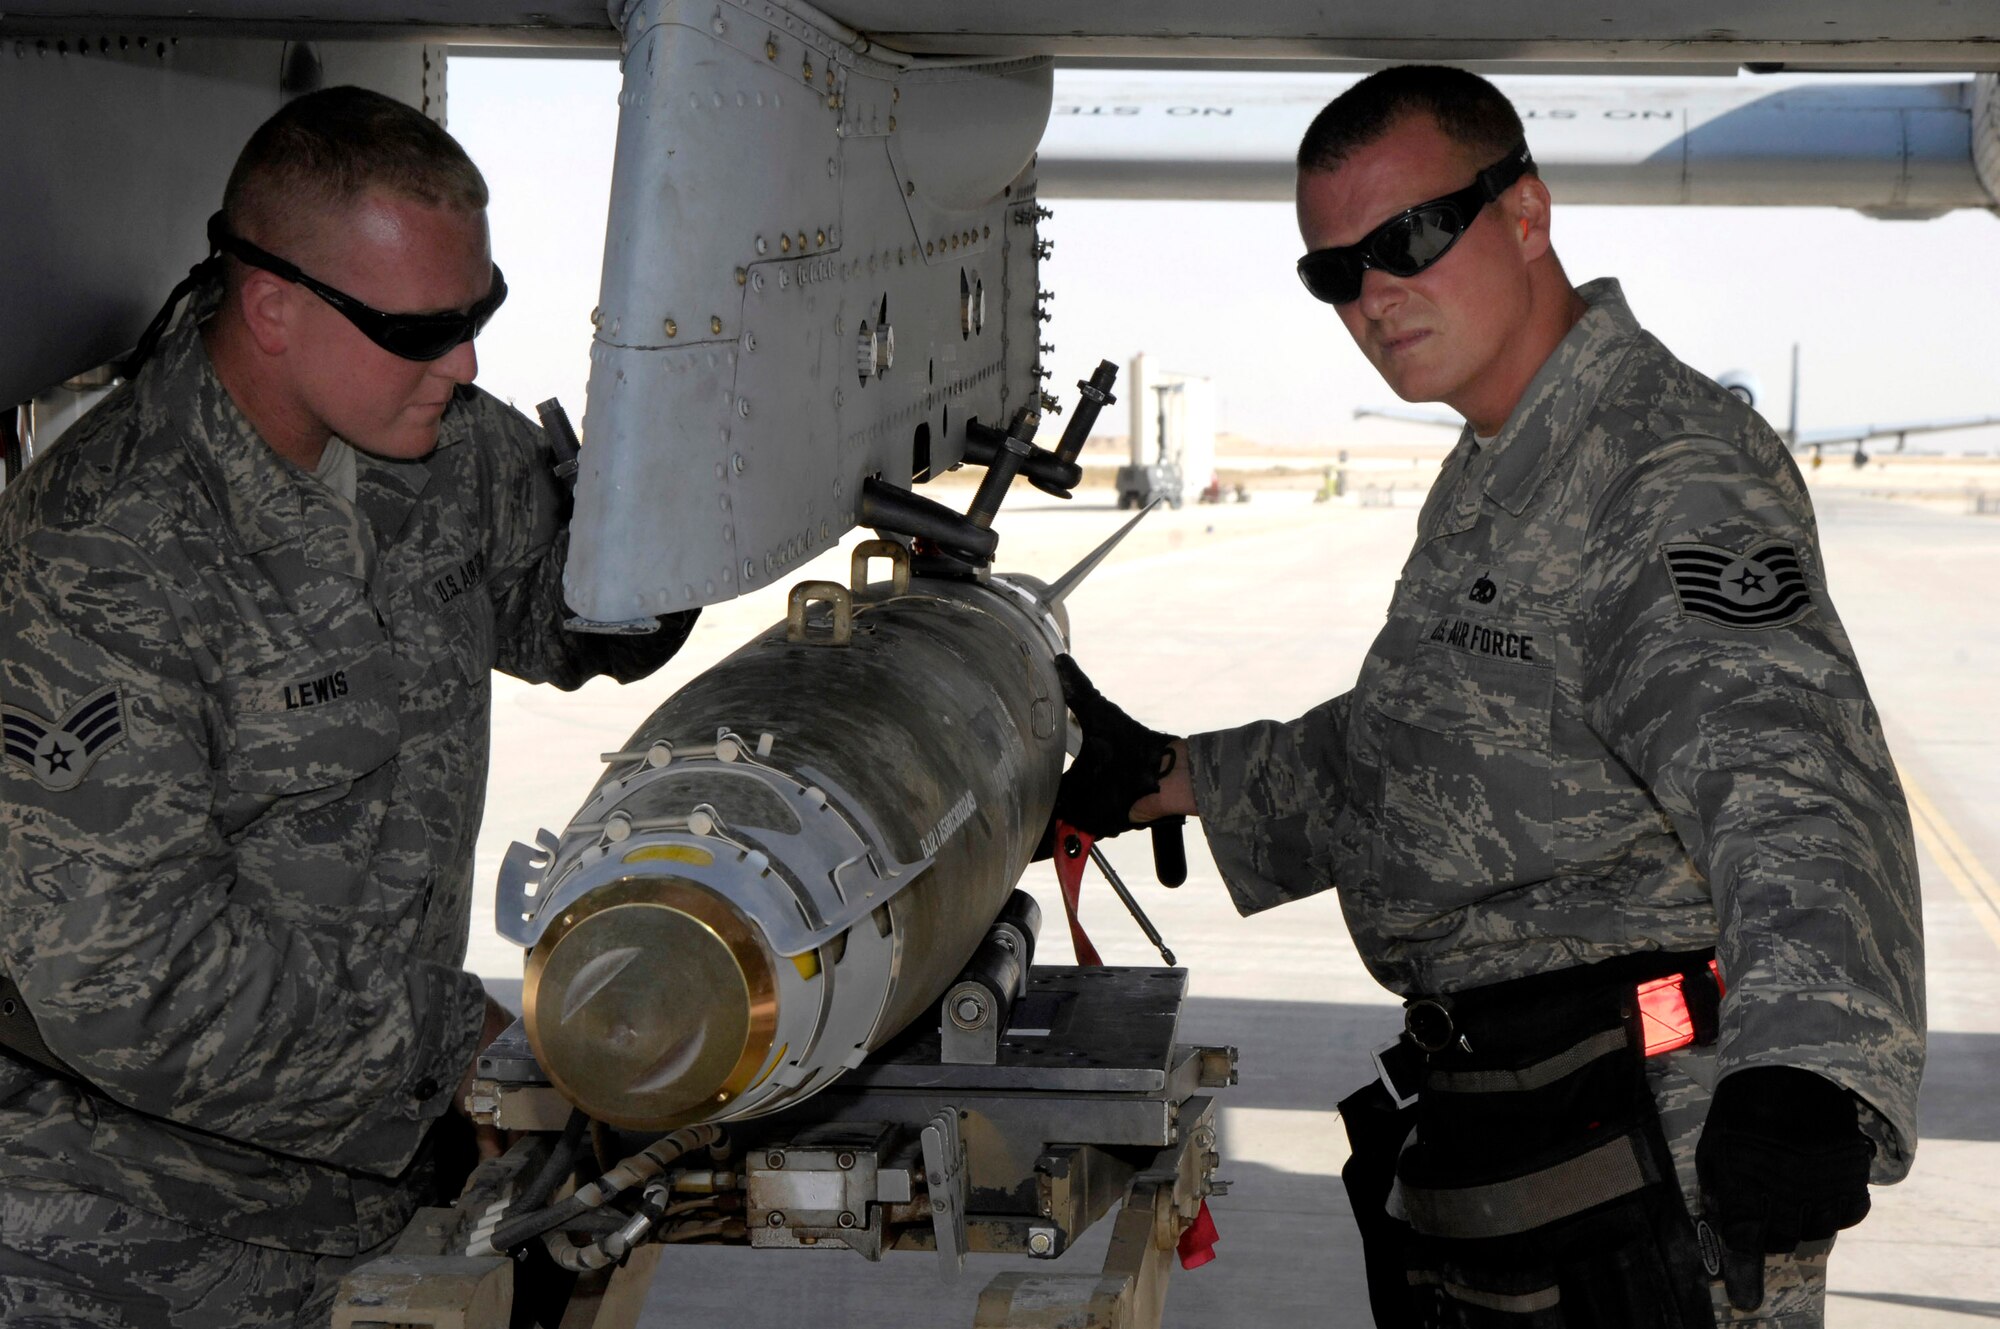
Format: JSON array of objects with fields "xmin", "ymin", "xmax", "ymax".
[
  {"xmin": 1297, "ymin": 66, "xmax": 1531, "ymax": 176},
  {"xmin": 222, "ymin": 85, "xmax": 487, "ymax": 251}
]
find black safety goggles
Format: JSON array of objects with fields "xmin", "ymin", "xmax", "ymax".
[
  {"xmin": 1294, "ymin": 142, "xmax": 1534, "ymax": 306},
  {"xmin": 207, "ymin": 211, "xmax": 507, "ymax": 361}
]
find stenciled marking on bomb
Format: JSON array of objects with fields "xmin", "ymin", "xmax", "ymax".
[{"xmin": 921, "ymin": 791, "xmax": 977, "ymax": 858}]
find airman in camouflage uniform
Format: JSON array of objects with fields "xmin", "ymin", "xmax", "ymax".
[
  {"xmin": 0, "ymin": 88, "xmax": 694, "ymax": 1326},
  {"xmin": 1056, "ymin": 68, "xmax": 1922, "ymax": 1328}
]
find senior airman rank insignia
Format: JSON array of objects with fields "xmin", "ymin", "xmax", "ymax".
[
  {"xmin": 1662, "ymin": 539, "xmax": 1811, "ymax": 629},
  {"xmin": 2, "ymin": 686, "xmax": 127, "ymax": 792}
]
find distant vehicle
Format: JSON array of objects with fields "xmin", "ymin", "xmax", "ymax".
[
  {"xmin": 1356, "ymin": 344, "xmax": 2000, "ymax": 460},
  {"xmin": 1116, "ymin": 354, "xmax": 1214, "ymax": 509},
  {"xmin": 1116, "ymin": 460, "xmax": 1184, "ymax": 509}
]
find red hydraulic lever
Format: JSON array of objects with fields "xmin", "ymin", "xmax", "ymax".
[{"xmin": 1050, "ymin": 821, "xmax": 1103, "ymax": 966}]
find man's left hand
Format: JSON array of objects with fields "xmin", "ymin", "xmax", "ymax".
[{"xmin": 1696, "ymin": 1065, "xmax": 1875, "ymax": 1310}]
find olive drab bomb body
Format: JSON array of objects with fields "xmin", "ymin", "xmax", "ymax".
[{"xmin": 497, "ymin": 543, "xmax": 1071, "ymax": 1130}]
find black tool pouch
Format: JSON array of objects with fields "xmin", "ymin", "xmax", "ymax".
[
  {"xmin": 1340, "ymin": 1075, "xmax": 1422, "ymax": 1329},
  {"xmin": 1392, "ymin": 983, "xmax": 1714, "ymax": 1328}
]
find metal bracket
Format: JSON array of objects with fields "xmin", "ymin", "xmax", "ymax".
[
  {"xmin": 787, "ymin": 580, "xmax": 853, "ymax": 646},
  {"xmin": 850, "ymin": 538, "xmax": 912, "ymax": 595},
  {"xmin": 494, "ymin": 754, "xmax": 932, "ymax": 954},
  {"xmin": 974, "ymin": 1096, "xmax": 1222, "ymax": 1329},
  {"xmin": 921, "ymin": 1107, "xmax": 968, "ymax": 1279},
  {"xmin": 940, "ymin": 977, "xmax": 1003, "ymax": 1066}
]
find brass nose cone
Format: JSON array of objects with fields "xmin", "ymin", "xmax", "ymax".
[{"xmin": 523, "ymin": 876, "xmax": 777, "ymax": 1130}]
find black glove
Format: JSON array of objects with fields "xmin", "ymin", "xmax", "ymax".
[
  {"xmin": 567, "ymin": 608, "xmax": 701, "ymax": 683},
  {"xmin": 1051, "ymin": 655, "xmax": 1178, "ymax": 839},
  {"xmin": 1696, "ymin": 1066, "xmax": 1875, "ymax": 1311}
]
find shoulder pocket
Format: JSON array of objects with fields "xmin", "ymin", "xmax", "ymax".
[
  {"xmin": 1370, "ymin": 641, "xmax": 1556, "ymax": 902},
  {"xmin": 404, "ymin": 548, "xmax": 496, "ymax": 686}
]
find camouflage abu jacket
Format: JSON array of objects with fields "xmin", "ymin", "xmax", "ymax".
[
  {"xmin": 1187, "ymin": 278, "xmax": 1925, "ymax": 1180},
  {"xmin": 0, "ymin": 295, "xmax": 691, "ymax": 1253}
]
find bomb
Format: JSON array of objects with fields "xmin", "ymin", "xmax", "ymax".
[{"xmin": 497, "ymin": 541, "xmax": 1075, "ymax": 1130}]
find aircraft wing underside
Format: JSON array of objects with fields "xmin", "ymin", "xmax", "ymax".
[
  {"xmin": 7, "ymin": 2, "xmax": 2000, "ymax": 70},
  {"xmin": 8, "ymin": 0, "xmax": 2000, "ymax": 613}
]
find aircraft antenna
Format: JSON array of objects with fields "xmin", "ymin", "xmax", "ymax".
[{"xmin": 1040, "ymin": 499, "xmax": 1165, "ymax": 609}]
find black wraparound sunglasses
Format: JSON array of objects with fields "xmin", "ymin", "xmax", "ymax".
[
  {"xmin": 1295, "ymin": 142, "xmax": 1534, "ymax": 306},
  {"xmin": 206, "ymin": 211, "xmax": 507, "ymax": 361}
]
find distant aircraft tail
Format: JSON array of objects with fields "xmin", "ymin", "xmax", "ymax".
[{"xmin": 1788, "ymin": 343, "xmax": 1801, "ymax": 448}]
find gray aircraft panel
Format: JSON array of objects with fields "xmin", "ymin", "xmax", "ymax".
[
  {"xmin": 563, "ymin": 0, "xmax": 1050, "ymax": 621},
  {"xmin": 0, "ymin": 35, "xmax": 442, "ymax": 413},
  {"xmin": 7, "ymin": 3, "xmax": 2000, "ymax": 68},
  {"xmin": 0, "ymin": 3, "xmax": 616, "ymax": 44}
]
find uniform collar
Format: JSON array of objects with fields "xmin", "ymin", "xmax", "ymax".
[
  {"xmin": 135, "ymin": 286, "xmax": 322, "ymax": 557},
  {"xmin": 1479, "ymin": 277, "xmax": 1643, "ymax": 516},
  {"xmin": 136, "ymin": 283, "xmax": 441, "ymax": 561}
]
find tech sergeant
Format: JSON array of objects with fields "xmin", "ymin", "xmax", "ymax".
[
  {"xmin": 1056, "ymin": 67, "xmax": 1923, "ymax": 1328},
  {"xmin": 0, "ymin": 88, "xmax": 696, "ymax": 1326}
]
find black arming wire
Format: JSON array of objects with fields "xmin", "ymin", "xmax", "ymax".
[
  {"xmin": 491, "ymin": 1191, "xmax": 593, "ymax": 1256},
  {"xmin": 516, "ymin": 1109, "xmax": 588, "ymax": 1213}
]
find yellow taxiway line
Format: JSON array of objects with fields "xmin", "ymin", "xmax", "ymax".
[{"xmin": 1901, "ymin": 768, "xmax": 2000, "ymax": 954}]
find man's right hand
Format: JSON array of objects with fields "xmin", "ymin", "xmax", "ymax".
[{"xmin": 1052, "ymin": 655, "xmax": 1181, "ymax": 839}]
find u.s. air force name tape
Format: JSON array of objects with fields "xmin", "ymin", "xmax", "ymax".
[{"xmin": 1660, "ymin": 539, "xmax": 1811, "ymax": 630}]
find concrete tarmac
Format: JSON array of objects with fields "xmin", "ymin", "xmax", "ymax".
[{"xmin": 472, "ymin": 479, "xmax": 2000, "ymax": 1326}]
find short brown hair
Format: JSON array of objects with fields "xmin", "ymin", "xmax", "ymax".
[
  {"xmin": 1296, "ymin": 66, "xmax": 1531, "ymax": 175},
  {"xmin": 222, "ymin": 85, "xmax": 487, "ymax": 249}
]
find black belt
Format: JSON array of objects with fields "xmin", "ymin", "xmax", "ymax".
[{"xmin": 1400, "ymin": 948, "xmax": 1720, "ymax": 1059}]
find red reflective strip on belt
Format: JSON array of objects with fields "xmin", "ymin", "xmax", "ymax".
[
  {"xmin": 1636, "ymin": 975, "xmax": 1694, "ymax": 1056},
  {"xmin": 1636, "ymin": 960, "xmax": 1724, "ymax": 1058}
]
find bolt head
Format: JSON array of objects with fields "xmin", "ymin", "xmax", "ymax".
[
  {"xmin": 1027, "ymin": 1230, "xmax": 1055, "ymax": 1256},
  {"xmin": 766, "ymin": 1150, "xmax": 785, "ymax": 1169},
  {"xmin": 836, "ymin": 1151, "xmax": 856, "ymax": 1170},
  {"xmin": 837, "ymin": 1211, "xmax": 857, "ymax": 1229},
  {"xmin": 767, "ymin": 1211, "xmax": 786, "ymax": 1227}
]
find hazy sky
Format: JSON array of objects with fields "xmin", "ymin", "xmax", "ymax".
[{"xmin": 450, "ymin": 57, "xmax": 2000, "ymax": 452}]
